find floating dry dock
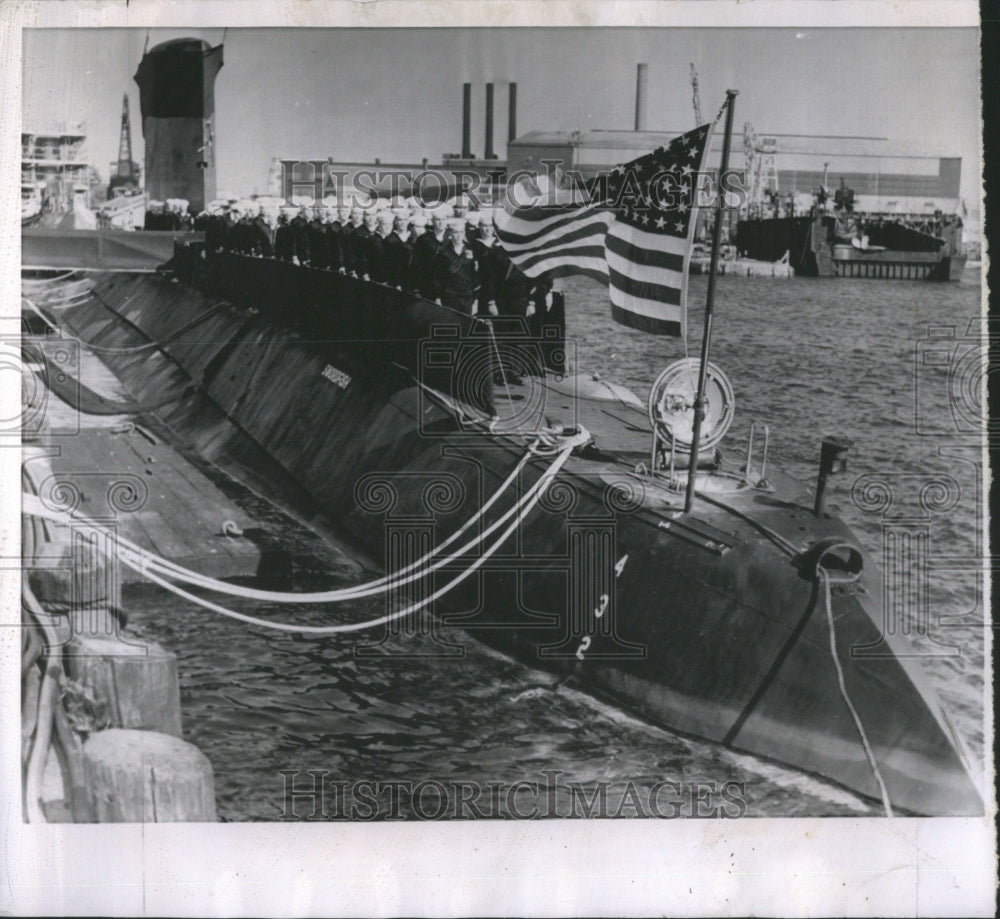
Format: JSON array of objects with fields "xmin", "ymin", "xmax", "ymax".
[
  {"xmin": 24, "ymin": 247, "xmax": 983, "ymax": 817},
  {"xmin": 735, "ymin": 213, "xmax": 965, "ymax": 280}
]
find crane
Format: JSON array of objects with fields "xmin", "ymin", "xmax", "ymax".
[
  {"xmin": 108, "ymin": 94, "xmax": 140, "ymax": 198},
  {"xmin": 689, "ymin": 63, "xmax": 703, "ymax": 126}
]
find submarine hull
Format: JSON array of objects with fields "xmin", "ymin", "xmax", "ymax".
[{"xmin": 38, "ymin": 247, "xmax": 982, "ymax": 816}]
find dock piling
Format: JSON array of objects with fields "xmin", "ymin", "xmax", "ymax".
[{"xmin": 83, "ymin": 729, "xmax": 216, "ymax": 822}]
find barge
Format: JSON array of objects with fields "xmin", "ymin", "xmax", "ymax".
[{"xmin": 735, "ymin": 211, "xmax": 966, "ymax": 280}]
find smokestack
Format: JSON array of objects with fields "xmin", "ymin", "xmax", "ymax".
[
  {"xmin": 508, "ymin": 82, "xmax": 518, "ymax": 142},
  {"xmin": 485, "ymin": 83, "xmax": 497, "ymax": 159},
  {"xmin": 634, "ymin": 63, "xmax": 648, "ymax": 131},
  {"xmin": 461, "ymin": 83, "xmax": 472, "ymax": 159}
]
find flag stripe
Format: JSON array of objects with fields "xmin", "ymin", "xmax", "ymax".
[
  {"xmin": 496, "ymin": 210, "xmax": 613, "ymax": 250},
  {"xmin": 605, "ymin": 228, "xmax": 686, "ymax": 272},
  {"xmin": 610, "ymin": 303, "xmax": 682, "ymax": 336},
  {"xmin": 520, "ymin": 253, "xmax": 610, "ymax": 281},
  {"xmin": 499, "ymin": 201, "xmax": 605, "ymax": 232},
  {"xmin": 497, "ymin": 221, "xmax": 611, "ymax": 257},
  {"xmin": 605, "ymin": 247, "xmax": 685, "ymax": 292},
  {"xmin": 536, "ymin": 262, "xmax": 610, "ymax": 285},
  {"xmin": 517, "ymin": 243, "xmax": 608, "ymax": 274},
  {"xmin": 608, "ymin": 265, "xmax": 682, "ymax": 306}
]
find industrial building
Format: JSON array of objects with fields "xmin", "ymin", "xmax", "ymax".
[
  {"xmin": 21, "ymin": 124, "xmax": 94, "ymax": 212},
  {"xmin": 506, "ymin": 129, "xmax": 964, "ymax": 218}
]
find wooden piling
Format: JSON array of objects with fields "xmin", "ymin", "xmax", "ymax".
[
  {"xmin": 66, "ymin": 633, "xmax": 183, "ymax": 737},
  {"xmin": 83, "ymin": 729, "xmax": 216, "ymax": 822}
]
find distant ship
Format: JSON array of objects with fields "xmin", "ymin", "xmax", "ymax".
[{"xmin": 735, "ymin": 183, "xmax": 966, "ymax": 281}]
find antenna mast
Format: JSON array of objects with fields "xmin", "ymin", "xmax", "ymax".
[{"xmin": 690, "ymin": 63, "xmax": 703, "ymax": 126}]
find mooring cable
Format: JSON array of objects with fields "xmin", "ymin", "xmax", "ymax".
[
  {"xmin": 819, "ymin": 568, "xmax": 893, "ymax": 817},
  {"xmin": 110, "ymin": 439, "xmax": 576, "ymax": 635},
  {"xmin": 21, "ymin": 427, "xmax": 590, "ymax": 612}
]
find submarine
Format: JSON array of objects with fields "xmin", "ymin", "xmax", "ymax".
[
  {"xmin": 20, "ymin": 38, "xmax": 983, "ymax": 819},
  {"xmin": 25, "ymin": 239, "xmax": 983, "ymax": 818}
]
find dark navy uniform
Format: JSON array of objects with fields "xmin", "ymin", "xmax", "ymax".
[
  {"xmin": 325, "ymin": 221, "xmax": 346, "ymax": 271},
  {"xmin": 411, "ymin": 231, "xmax": 447, "ymax": 299},
  {"xmin": 431, "ymin": 242, "xmax": 479, "ymax": 313},
  {"xmin": 383, "ymin": 231, "xmax": 414, "ymax": 289},
  {"xmin": 250, "ymin": 216, "xmax": 273, "ymax": 258},
  {"xmin": 289, "ymin": 214, "xmax": 311, "ymax": 264},
  {"xmin": 204, "ymin": 213, "xmax": 225, "ymax": 259},
  {"xmin": 307, "ymin": 217, "xmax": 327, "ymax": 268},
  {"xmin": 274, "ymin": 217, "xmax": 294, "ymax": 262},
  {"xmin": 348, "ymin": 223, "xmax": 375, "ymax": 278}
]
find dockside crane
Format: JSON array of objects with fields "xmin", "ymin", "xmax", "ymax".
[{"xmin": 108, "ymin": 94, "xmax": 140, "ymax": 198}]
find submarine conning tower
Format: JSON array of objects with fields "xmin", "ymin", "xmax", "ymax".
[{"xmin": 133, "ymin": 38, "xmax": 224, "ymax": 214}]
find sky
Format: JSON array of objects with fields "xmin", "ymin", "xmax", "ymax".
[{"xmin": 22, "ymin": 27, "xmax": 982, "ymax": 208}]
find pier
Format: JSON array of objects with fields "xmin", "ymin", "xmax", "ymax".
[{"xmin": 20, "ymin": 273, "xmax": 358, "ymax": 822}]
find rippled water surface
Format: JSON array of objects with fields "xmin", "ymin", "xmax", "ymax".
[{"xmin": 125, "ymin": 266, "xmax": 986, "ymax": 820}]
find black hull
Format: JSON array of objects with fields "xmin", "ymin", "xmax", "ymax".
[
  {"xmin": 736, "ymin": 214, "xmax": 966, "ymax": 281},
  {"xmin": 36, "ymin": 248, "xmax": 982, "ymax": 815}
]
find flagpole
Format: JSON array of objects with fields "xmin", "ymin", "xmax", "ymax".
[{"xmin": 684, "ymin": 89, "xmax": 738, "ymax": 514}]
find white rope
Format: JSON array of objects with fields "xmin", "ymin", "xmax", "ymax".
[
  {"xmin": 21, "ymin": 428, "xmax": 589, "ymax": 610},
  {"xmin": 820, "ymin": 569, "xmax": 894, "ymax": 817},
  {"xmin": 21, "ymin": 271, "xmax": 79, "ymax": 287},
  {"xmin": 113, "ymin": 439, "xmax": 575, "ymax": 635},
  {"xmin": 485, "ymin": 320, "xmax": 514, "ymax": 406}
]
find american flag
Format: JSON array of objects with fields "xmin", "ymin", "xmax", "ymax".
[
  {"xmin": 493, "ymin": 196, "xmax": 614, "ymax": 285},
  {"xmin": 495, "ymin": 120, "xmax": 717, "ymax": 337}
]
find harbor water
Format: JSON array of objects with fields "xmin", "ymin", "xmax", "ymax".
[{"xmin": 124, "ymin": 266, "xmax": 986, "ymax": 819}]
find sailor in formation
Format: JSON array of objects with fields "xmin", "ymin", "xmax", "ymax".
[
  {"xmin": 431, "ymin": 217, "xmax": 479, "ymax": 314},
  {"xmin": 410, "ymin": 204, "xmax": 451, "ymax": 299},
  {"xmin": 382, "ymin": 208, "xmax": 415, "ymax": 289},
  {"xmin": 205, "ymin": 197, "xmax": 553, "ymax": 346}
]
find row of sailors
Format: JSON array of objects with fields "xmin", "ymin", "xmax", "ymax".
[
  {"xmin": 197, "ymin": 202, "xmax": 551, "ymax": 318},
  {"xmin": 144, "ymin": 198, "xmax": 194, "ymax": 232}
]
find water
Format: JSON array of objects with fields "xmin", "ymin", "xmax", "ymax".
[{"xmin": 124, "ymin": 266, "xmax": 986, "ymax": 820}]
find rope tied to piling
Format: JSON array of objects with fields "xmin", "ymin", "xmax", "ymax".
[{"xmin": 21, "ymin": 426, "xmax": 590, "ymax": 635}]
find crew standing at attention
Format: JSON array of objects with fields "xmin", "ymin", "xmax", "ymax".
[
  {"xmin": 431, "ymin": 217, "xmax": 479, "ymax": 314},
  {"xmin": 382, "ymin": 208, "xmax": 414, "ymax": 289},
  {"xmin": 308, "ymin": 206, "xmax": 329, "ymax": 269},
  {"xmin": 290, "ymin": 206, "xmax": 311, "ymax": 265},
  {"xmin": 274, "ymin": 206, "xmax": 296, "ymax": 261},
  {"xmin": 327, "ymin": 203, "xmax": 351, "ymax": 272},
  {"xmin": 411, "ymin": 203, "xmax": 451, "ymax": 299},
  {"xmin": 369, "ymin": 209, "xmax": 396, "ymax": 284},
  {"xmin": 350, "ymin": 204, "xmax": 379, "ymax": 280}
]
